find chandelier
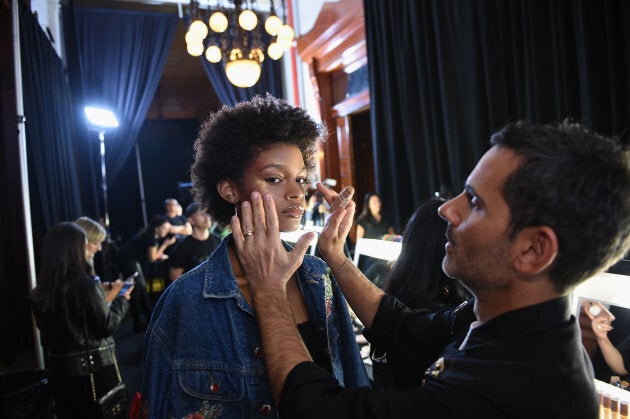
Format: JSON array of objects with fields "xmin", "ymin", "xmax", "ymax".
[{"xmin": 185, "ymin": 0, "xmax": 295, "ymax": 88}]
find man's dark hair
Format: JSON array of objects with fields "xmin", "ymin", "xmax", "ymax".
[
  {"xmin": 185, "ymin": 202, "xmax": 200, "ymax": 218},
  {"xmin": 491, "ymin": 120, "xmax": 630, "ymax": 293},
  {"xmin": 191, "ymin": 94, "xmax": 326, "ymax": 226}
]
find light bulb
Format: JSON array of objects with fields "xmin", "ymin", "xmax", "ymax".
[
  {"xmin": 264, "ymin": 15, "xmax": 282, "ymax": 36},
  {"xmin": 229, "ymin": 48, "xmax": 243, "ymax": 61},
  {"xmin": 267, "ymin": 42, "xmax": 284, "ymax": 60},
  {"xmin": 185, "ymin": 30, "xmax": 202, "ymax": 45},
  {"xmin": 209, "ymin": 11, "xmax": 228, "ymax": 33},
  {"xmin": 249, "ymin": 48, "xmax": 264, "ymax": 63},
  {"xmin": 277, "ymin": 37, "xmax": 293, "ymax": 51},
  {"xmin": 189, "ymin": 19, "xmax": 208, "ymax": 39},
  {"xmin": 187, "ymin": 41, "xmax": 204, "ymax": 57},
  {"xmin": 205, "ymin": 45, "xmax": 222, "ymax": 63},
  {"xmin": 225, "ymin": 59, "xmax": 261, "ymax": 88},
  {"xmin": 277, "ymin": 25, "xmax": 295, "ymax": 43},
  {"xmin": 238, "ymin": 9, "xmax": 258, "ymax": 31}
]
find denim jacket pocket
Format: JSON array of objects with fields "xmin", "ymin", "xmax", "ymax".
[{"xmin": 177, "ymin": 365, "xmax": 245, "ymax": 402}]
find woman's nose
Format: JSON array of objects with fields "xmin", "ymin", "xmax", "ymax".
[{"xmin": 287, "ymin": 183, "xmax": 305, "ymax": 200}]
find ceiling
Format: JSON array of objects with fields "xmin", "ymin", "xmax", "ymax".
[{"xmin": 75, "ymin": 0, "xmax": 222, "ymax": 120}]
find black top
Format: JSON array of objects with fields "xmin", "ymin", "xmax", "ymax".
[
  {"xmin": 118, "ymin": 230, "xmax": 156, "ymax": 263},
  {"xmin": 590, "ymin": 305, "xmax": 630, "ymax": 382},
  {"xmin": 279, "ymin": 296, "xmax": 598, "ymax": 418},
  {"xmin": 168, "ymin": 234, "xmax": 222, "ymax": 274},
  {"xmin": 357, "ymin": 214, "xmax": 393, "ymax": 239}
]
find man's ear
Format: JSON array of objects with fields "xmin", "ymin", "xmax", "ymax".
[
  {"xmin": 217, "ymin": 180, "xmax": 239, "ymax": 204},
  {"xmin": 514, "ymin": 226, "xmax": 558, "ymax": 275}
]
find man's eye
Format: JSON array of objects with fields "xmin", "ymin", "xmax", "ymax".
[{"xmin": 470, "ymin": 196, "xmax": 480, "ymax": 208}]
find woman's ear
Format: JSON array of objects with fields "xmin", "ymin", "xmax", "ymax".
[{"xmin": 217, "ymin": 180, "xmax": 239, "ymax": 204}]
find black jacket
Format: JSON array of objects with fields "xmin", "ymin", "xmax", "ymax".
[{"xmin": 31, "ymin": 275, "xmax": 129, "ymax": 376}]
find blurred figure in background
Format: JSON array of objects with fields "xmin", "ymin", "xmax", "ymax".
[
  {"xmin": 168, "ymin": 202, "xmax": 222, "ymax": 281},
  {"xmin": 30, "ymin": 222, "xmax": 132, "ymax": 418},
  {"xmin": 75, "ymin": 216, "xmax": 123, "ymax": 302},
  {"xmin": 356, "ymin": 192, "xmax": 395, "ymax": 240},
  {"xmin": 163, "ymin": 198, "xmax": 192, "ymax": 238},
  {"xmin": 371, "ymin": 198, "xmax": 471, "ymax": 390},
  {"xmin": 117, "ymin": 214, "xmax": 176, "ymax": 332}
]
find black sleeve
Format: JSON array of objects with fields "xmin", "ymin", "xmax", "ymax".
[
  {"xmin": 280, "ymin": 362, "xmax": 444, "ymax": 418},
  {"xmin": 168, "ymin": 240, "xmax": 187, "ymax": 269},
  {"xmin": 363, "ymin": 295, "xmax": 471, "ymax": 377},
  {"xmin": 80, "ymin": 277, "xmax": 129, "ymax": 339}
]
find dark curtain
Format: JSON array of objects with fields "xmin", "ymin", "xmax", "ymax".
[
  {"xmin": 69, "ymin": 7, "xmax": 178, "ymax": 182},
  {"xmin": 364, "ymin": 0, "xmax": 630, "ymax": 228},
  {"xmin": 200, "ymin": 40, "xmax": 284, "ymax": 105},
  {"xmin": 19, "ymin": 1, "xmax": 83, "ymax": 236}
]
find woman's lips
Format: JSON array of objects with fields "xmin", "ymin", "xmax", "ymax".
[{"xmin": 282, "ymin": 205, "xmax": 304, "ymax": 218}]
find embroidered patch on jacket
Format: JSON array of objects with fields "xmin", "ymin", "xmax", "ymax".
[
  {"xmin": 422, "ymin": 357, "xmax": 446, "ymax": 385},
  {"xmin": 324, "ymin": 273, "xmax": 333, "ymax": 318},
  {"xmin": 184, "ymin": 400, "xmax": 223, "ymax": 418}
]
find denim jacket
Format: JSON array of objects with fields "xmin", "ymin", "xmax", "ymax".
[{"xmin": 142, "ymin": 235, "xmax": 370, "ymax": 418}]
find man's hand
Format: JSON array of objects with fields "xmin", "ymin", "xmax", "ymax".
[
  {"xmin": 230, "ymin": 191, "xmax": 315, "ymax": 404},
  {"xmin": 316, "ymin": 182, "xmax": 356, "ymax": 267},
  {"xmin": 230, "ymin": 191, "xmax": 314, "ymax": 293}
]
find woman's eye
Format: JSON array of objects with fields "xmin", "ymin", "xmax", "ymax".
[
  {"xmin": 296, "ymin": 177, "xmax": 308, "ymax": 185},
  {"xmin": 265, "ymin": 176, "xmax": 283, "ymax": 184}
]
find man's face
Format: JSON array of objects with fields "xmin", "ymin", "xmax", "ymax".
[
  {"xmin": 189, "ymin": 211, "xmax": 211, "ymax": 230},
  {"xmin": 165, "ymin": 199, "xmax": 178, "ymax": 215},
  {"xmin": 438, "ymin": 146, "xmax": 520, "ymax": 293}
]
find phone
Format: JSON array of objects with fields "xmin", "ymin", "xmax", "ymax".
[
  {"xmin": 583, "ymin": 300, "xmax": 615, "ymax": 322},
  {"xmin": 118, "ymin": 272, "xmax": 138, "ymax": 296}
]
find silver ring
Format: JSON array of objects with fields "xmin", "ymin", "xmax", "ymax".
[{"xmin": 244, "ymin": 231, "xmax": 254, "ymax": 237}]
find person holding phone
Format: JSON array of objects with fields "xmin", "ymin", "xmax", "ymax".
[
  {"xmin": 141, "ymin": 95, "xmax": 370, "ymax": 418},
  {"xmin": 584, "ymin": 301, "xmax": 630, "ymax": 382},
  {"xmin": 30, "ymin": 222, "xmax": 133, "ymax": 418}
]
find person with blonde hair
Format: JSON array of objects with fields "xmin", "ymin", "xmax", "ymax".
[{"xmin": 75, "ymin": 216, "xmax": 124, "ymax": 302}]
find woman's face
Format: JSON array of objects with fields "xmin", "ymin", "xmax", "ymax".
[
  {"xmin": 86, "ymin": 240, "xmax": 103, "ymax": 259},
  {"xmin": 156, "ymin": 222, "xmax": 171, "ymax": 239},
  {"xmin": 236, "ymin": 144, "xmax": 307, "ymax": 232},
  {"xmin": 369, "ymin": 195, "xmax": 382, "ymax": 215}
]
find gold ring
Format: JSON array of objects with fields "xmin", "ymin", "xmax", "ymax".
[{"xmin": 244, "ymin": 231, "xmax": 254, "ymax": 237}]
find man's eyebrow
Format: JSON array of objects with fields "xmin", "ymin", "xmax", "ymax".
[{"xmin": 465, "ymin": 184, "xmax": 484, "ymax": 205}]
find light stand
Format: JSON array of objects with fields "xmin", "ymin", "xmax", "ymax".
[
  {"xmin": 84, "ymin": 106, "xmax": 119, "ymax": 230},
  {"xmin": 98, "ymin": 130, "xmax": 110, "ymax": 229}
]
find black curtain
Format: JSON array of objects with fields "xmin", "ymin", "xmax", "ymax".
[
  {"xmin": 68, "ymin": 6, "xmax": 178, "ymax": 184},
  {"xmin": 364, "ymin": 0, "xmax": 630, "ymax": 228},
  {"xmin": 19, "ymin": 1, "xmax": 83, "ymax": 236},
  {"xmin": 200, "ymin": 36, "xmax": 284, "ymax": 105}
]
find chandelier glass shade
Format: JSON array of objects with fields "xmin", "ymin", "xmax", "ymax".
[{"xmin": 185, "ymin": 0, "xmax": 295, "ymax": 88}]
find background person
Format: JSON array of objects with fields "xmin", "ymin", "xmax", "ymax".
[
  {"xmin": 168, "ymin": 202, "xmax": 221, "ymax": 281},
  {"xmin": 75, "ymin": 216, "xmax": 124, "ymax": 302},
  {"xmin": 30, "ymin": 222, "xmax": 132, "ymax": 418},
  {"xmin": 583, "ymin": 302, "xmax": 630, "ymax": 383},
  {"xmin": 142, "ymin": 95, "xmax": 370, "ymax": 418},
  {"xmin": 117, "ymin": 214, "xmax": 176, "ymax": 332},
  {"xmin": 232, "ymin": 121, "xmax": 630, "ymax": 418},
  {"xmin": 356, "ymin": 192, "xmax": 395, "ymax": 240},
  {"xmin": 371, "ymin": 198, "xmax": 472, "ymax": 390},
  {"xmin": 163, "ymin": 198, "xmax": 192, "ymax": 238}
]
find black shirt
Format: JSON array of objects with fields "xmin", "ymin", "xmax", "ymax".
[
  {"xmin": 280, "ymin": 296, "xmax": 598, "ymax": 418},
  {"xmin": 168, "ymin": 234, "xmax": 221, "ymax": 274}
]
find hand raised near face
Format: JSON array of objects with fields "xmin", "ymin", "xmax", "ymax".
[
  {"xmin": 315, "ymin": 182, "xmax": 356, "ymax": 261},
  {"xmin": 231, "ymin": 192, "xmax": 314, "ymax": 294}
]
